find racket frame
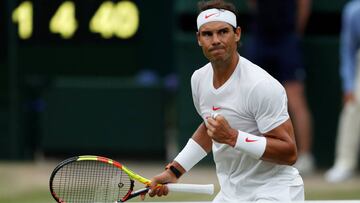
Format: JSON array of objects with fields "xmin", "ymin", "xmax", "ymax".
[{"xmin": 49, "ymin": 155, "xmax": 151, "ymax": 203}]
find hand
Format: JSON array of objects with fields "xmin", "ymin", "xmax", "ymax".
[
  {"xmin": 206, "ymin": 114, "xmax": 238, "ymax": 147},
  {"xmin": 140, "ymin": 169, "xmax": 178, "ymax": 200}
]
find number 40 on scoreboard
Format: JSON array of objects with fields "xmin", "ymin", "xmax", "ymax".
[{"xmin": 12, "ymin": 0, "xmax": 140, "ymax": 40}]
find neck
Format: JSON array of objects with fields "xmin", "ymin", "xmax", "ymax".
[{"xmin": 212, "ymin": 53, "xmax": 239, "ymax": 89}]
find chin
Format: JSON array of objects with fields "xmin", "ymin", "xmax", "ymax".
[{"xmin": 210, "ymin": 54, "xmax": 227, "ymax": 62}]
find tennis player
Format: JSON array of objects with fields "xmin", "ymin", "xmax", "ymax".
[{"xmin": 145, "ymin": 0, "xmax": 304, "ymax": 201}]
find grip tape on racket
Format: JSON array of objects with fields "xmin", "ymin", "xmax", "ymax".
[{"xmin": 167, "ymin": 183, "xmax": 214, "ymax": 195}]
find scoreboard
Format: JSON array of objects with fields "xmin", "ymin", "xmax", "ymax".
[
  {"xmin": 2, "ymin": 0, "xmax": 173, "ymax": 76},
  {"xmin": 1, "ymin": 0, "xmax": 174, "ymax": 159},
  {"xmin": 12, "ymin": 1, "xmax": 140, "ymax": 40}
]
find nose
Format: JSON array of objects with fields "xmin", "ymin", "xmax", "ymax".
[{"xmin": 212, "ymin": 34, "xmax": 221, "ymax": 45}]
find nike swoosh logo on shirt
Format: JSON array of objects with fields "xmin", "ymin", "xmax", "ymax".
[{"xmin": 212, "ymin": 106, "xmax": 221, "ymax": 111}]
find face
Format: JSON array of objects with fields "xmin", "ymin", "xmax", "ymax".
[{"xmin": 197, "ymin": 21, "xmax": 241, "ymax": 63}]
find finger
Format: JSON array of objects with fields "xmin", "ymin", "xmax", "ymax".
[
  {"xmin": 150, "ymin": 180, "xmax": 158, "ymax": 188},
  {"xmin": 149, "ymin": 189, "xmax": 156, "ymax": 197},
  {"xmin": 148, "ymin": 187, "xmax": 157, "ymax": 197},
  {"xmin": 207, "ymin": 125, "xmax": 214, "ymax": 132},
  {"xmin": 160, "ymin": 185, "xmax": 167, "ymax": 196},
  {"xmin": 207, "ymin": 129, "xmax": 214, "ymax": 137},
  {"xmin": 211, "ymin": 112, "xmax": 219, "ymax": 119},
  {"xmin": 205, "ymin": 120, "xmax": 210, "ymax": 128},
  {"xmin": 206, "ymin": 119, "xmax": 216, "ymax": 130},
  {"xmin": 148, "ymin": 180, "xmax": 158, "ymax": 196},
  {"xmin": 157, "ymin": 186, "xmax": 165, "ymax": 197},
  {"xmin": 207, "ymin": 117, "xmax": 222, "ymax": 129},
  {"xmin": 205, "ymin": 117, "xmax": 214, "ymax": 127},
  {"xmin": 207, "ymin": 117, "xmax": 215, "ymax": 124},
  {"xmin": 163, "ymin": 186, "xmax": 169, "ymax": 196},
  {"xmin": 140, "ymin": 193, "xmax": 146, "ymax": 200},
  {"xmin": 149, "ymin": 185, "xmax": 161, "ymax": 197}
]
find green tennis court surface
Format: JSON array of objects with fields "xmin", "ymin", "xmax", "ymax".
[{"xmin": 1, "ymin": 161, "xmax": 360, "ymax": 203}]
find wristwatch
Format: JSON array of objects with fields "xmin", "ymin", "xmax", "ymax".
[{"xmin": 165, "ymin": 163, "xmax": 182, "ymax": 178}]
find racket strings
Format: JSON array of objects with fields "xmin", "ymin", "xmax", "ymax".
[{"xmin": 52, "ymin": 160, "xmax": 132, "ymax": 203}]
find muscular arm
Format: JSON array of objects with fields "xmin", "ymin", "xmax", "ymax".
[
  {"xmin": 192, "ymin": 122, "xmax": 213, "ymax": 153},
  {"xmin": 262, "ymin": 119, "xmax": 297, "ymax": 165},
  {"xmin": 207, "ymin": 116, "xmax": 297, "ymax": 165}
]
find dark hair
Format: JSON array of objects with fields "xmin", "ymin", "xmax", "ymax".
[{"xmin": 198, "ymin": 0, "xmax": 237, "ymax": 17}]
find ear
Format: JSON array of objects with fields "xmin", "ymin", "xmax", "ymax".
[
  {"xmin": 196, "ymin": 32, "xmax": 202, "ymax": 46},
  {"xmin": 235, "ymin": 27, "xmax": 241, "ymax": 42}
]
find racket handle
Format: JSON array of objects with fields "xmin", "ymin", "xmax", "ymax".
[{"xmin": 167, "ymin": 183, "xmax": 214, "ymax": 195}]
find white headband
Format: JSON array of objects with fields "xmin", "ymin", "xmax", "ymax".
[{"xmin": 197, "ymin": 8, "xmax": 237, "ymax": 30}]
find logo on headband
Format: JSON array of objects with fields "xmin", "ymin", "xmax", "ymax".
[{"xmin": 205, "ymin": 12, "xmax": 218, "ymax": 19}]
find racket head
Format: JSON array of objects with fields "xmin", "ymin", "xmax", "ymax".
[{"xmin": 49, "ymin": 155, "xmax": 134, "ymax": 203}]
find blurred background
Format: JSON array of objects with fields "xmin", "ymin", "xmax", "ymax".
[{"xmin": 1, "ymin": 0, "xmax": 359, "ymax": 202}]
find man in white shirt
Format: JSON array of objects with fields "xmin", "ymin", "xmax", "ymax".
[{"xmin": 144, "ymin": 0, "xmax": 304, "ymax": 201}]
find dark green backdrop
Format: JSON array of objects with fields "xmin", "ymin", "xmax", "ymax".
[{"xmin": 0, "ymin": 0, "xmax": 355, "ymax": 168}]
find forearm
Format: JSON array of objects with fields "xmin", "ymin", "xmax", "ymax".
[
  {"xmin": 232, "ymin": 120, "xmax": 297, "ymax": 165},
  {"xmin": 262, "ymin": 138, "xmax": 297, "ymax": 165},
  {"xmin": 261, "ymin": 120, "xmax": 297, "ymax": 165},
  {"xmin": 191, "ymin": 122, "xmax": 213, "ymax": 153},
  {"xmin": 170, "ymin": 123, "xmax": 211, "ymax": 174},
  {"xmin": 148, "ymin": 125, "xmax": 211, "ymax": 197}
]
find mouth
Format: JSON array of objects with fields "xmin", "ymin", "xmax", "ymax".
[
  {"xmin": 209, "ymin": 47, "xmax": 224, "ymax": 52},
  {"xmin": 210, "ymin": 49, "xmax": 224, "ymax": 55},
  {"xmin": 209, "ymin": 48, "xmax": 225, "ymax": 56}
]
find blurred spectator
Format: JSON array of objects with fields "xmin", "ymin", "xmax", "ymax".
[
  {"xmin": 135, "ymin": 69, "xmax": 160, "ymax": 86},
  {"xmin": 325, "ymin": 0, "xmax": 360, "ymax": 183},
  {"xmin": 243, "ymin": 0, "xmax": 314, "ymax": 174},
  {"xmin": 163, "ymin": 73, "xmax": 179, "ymax": 93}
]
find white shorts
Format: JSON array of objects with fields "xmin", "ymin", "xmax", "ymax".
[
  {"xmin": 213, "ymin": 183, "xmax": 304, "ymax": 202},
  {"xmin": 254, "ymin": 184, "xmax": 304, "ymax": 202}
]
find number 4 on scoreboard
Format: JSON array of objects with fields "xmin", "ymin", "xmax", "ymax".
[{"xmin": 49, "ymin": 1, "xmax": 78, "ymax": 39}]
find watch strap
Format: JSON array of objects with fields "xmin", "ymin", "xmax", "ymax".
[{"xmin": 165, "ymin": 163, "xmax": 182, "ymax": 178}]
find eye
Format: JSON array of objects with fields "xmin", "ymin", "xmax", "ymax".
[
  {"xmin": 201, "ymin": 31, "xmax": 212, "ymax": 37},
  {"xmin": 219, "ymin": 29, "xmax": 229, "ymax": 35}
]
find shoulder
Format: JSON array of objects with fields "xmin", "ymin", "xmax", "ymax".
[
  {"xmin": 251, "ymin": 78, "xmax": 285, "ymax": 99},
  {"xmin": 191, "ymin": 63, "xmax": 211, "ymax": 93},
  {"xmin": 191, "ymin": 62, "xmax": 211, "ymax": 83},
  {"xmin": 239, "ymin": 57, "xmax": 276, "ymax": 87},
  {"xmin": 241, "ymin": 57, "xmax": 285, "ymax": 100},
  {"xmin": 248, "ymin": 78, "xmax": 288, "ymax": 120},
  {"xmin": 237, "ymin": 57, "xmax": 286, "ymax": 104}
]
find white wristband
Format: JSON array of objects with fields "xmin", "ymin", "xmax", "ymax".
[
  {"xmin": 174, "ymin": 138, "xmax": 207, "ymax": 171},
  {"xmin": 234, "ymin": 130, "xmax": 267, "ymax": 159}
]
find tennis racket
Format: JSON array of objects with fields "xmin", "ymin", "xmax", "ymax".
[{"xmin": 49, "ymin": 155, "xmax": 214, "ymax": 203}]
